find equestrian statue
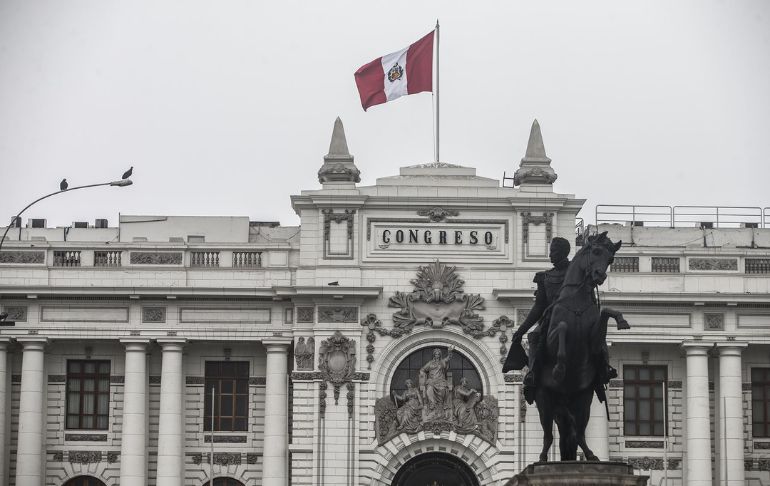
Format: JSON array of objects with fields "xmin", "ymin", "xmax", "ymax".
[{"xmin": 503, "ymin": 232, "xmax": 630, "ymax": 461}]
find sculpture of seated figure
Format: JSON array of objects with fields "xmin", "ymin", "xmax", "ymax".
[
  {"xmin": 453, "ymin": 377, "xmax": 481, "ymax": 430},
  {"xmin": 393, "ymin": 379, "xmax": 423, "ymax": 433},
  {"xmin": 420, "ymin": 346, "xmax": 454, "ymax": 421}
]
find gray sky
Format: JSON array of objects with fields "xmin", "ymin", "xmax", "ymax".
[{"xmin": 1, "ymin": 0, "xmax": 768, "ymax": 228}]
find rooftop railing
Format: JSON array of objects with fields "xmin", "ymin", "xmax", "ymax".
[{"xmin": 595, "ymin": 205, "xmax": 767, "ymax": 228}]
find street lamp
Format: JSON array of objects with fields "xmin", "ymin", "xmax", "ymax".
[{"xmin": 0, "ymin": 172, "xmax": 134, "ymax": 253}]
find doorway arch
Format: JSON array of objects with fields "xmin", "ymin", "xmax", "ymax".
[
  {"xmin": 202, "ymin": 478, "xmax": 246, "ymax": 486},
  {"xmin": 63, "ymin": 477, "xmax": 107, "ymax": 486},
  {"xmin": 391, "ymin": 452, "xmax": 480, "ymax": 486}
]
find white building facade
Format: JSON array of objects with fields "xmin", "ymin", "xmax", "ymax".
[{"xmin": 0, "ymin": 119, "xmax": 769, "ymax": 486}]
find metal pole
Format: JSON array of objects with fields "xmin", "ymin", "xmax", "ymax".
[
  {"xmin": 663, "ymin": 381, "xmax": 668, "ymax": 486},
  {"xmin": 435, "ymin": 19, "xmax": 440, "ymax": 164},
  {"xmin": 210, "ymin": 386, "xmax": 215, "ymax": 485}
]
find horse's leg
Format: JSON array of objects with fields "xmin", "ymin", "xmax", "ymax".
[
  {"xmin": 550, "ymin": 320, "xmax": 568, "ymax": 383},
  {"xmin": 602, "ymin": 306, "xmax": 630, "ymax": 330},
  {"xmin": 575, "ymin": 390, "xmax": 599, "ymax": 461},
  {"xmin": 536, "ymin": 392, "xmax": 554, "ymax": 462}
]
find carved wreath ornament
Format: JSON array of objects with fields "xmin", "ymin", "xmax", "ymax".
[{"xmin": 387, "ymin": 260, "xmax": 497, "ymax": 339}]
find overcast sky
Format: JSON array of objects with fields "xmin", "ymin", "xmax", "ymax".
[{"xmin": 1, "ymin": 1, "xmax": 768, "ymax": 228}]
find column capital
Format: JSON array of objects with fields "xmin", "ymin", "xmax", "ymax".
[
  {"xmin": 716, "ymin": 341, "xmax": 748, "ymax": 355},
  {"xmin": 264, "ymin": 340, "xmax": 291, "ymax": 352},
  {"xmin": 120, "ymin": 338, "xmax": 151, "ymax": 351},
  {"xmin": 681, "ymin": 341, "xmax": 712, "ymax": 355},
  {"xmin": 0, "ymin": 337, "xmax": 12, "ymax": 350},
  {"xmin": 157, "ymin": 338, "xmax": 186, "ymax": 351},
  {"xmin": 16, "ymin": 337, "xmax": 48, "ymax": 350}
]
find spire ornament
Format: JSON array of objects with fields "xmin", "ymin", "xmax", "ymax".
[
  {"xmin": 513, "ymin": 119, "xmax": 557, "ymax": 186},
  {"xmin": 318, "ymin": 117, "xmax": 361, "ymax": 186}
]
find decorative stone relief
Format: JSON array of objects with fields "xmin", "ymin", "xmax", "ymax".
[
  {"xmin": 626, "ymin": 457, "xmax": 681, "ymax": 470},
  {"xmin": 374, "ymin": 349, "xmax": 499, "ymax": 445},
  {"xmin": 417, "ymin": 207, "xmax": 460, "ymax": 222},
  {"xmin": 142, "ymin": 306, "xmax": 166, "ymax": 323},
  {"xmin": 213, "ymin": 452, "xmax": 241, "ymax": 465},
  {"xmin": 346, "ymin": 382, "xmax": 355, "ymax": 419},
  {"xmin": 246, "ymin": 453, "xmax": 260, "ymax": 464},
  {"xmin": 318, "ymin": 163, "xmax": 360, "ymax": 183},
  {"xmin": 521, "ymin": 212, "xmax": 554, "ymax": 260},
  {"xmin": 319, "ymin": 381, "xmax": 328, "ymax": 415},
  {"xmin": 68, "ymin": 451, "xmax": 102, "ymax": 464},
  {"xmin": 0, "ymin": 250, "xmax": 45, "ymax": 264},
  {"xmin": 296, "ymin": 307, "xmax": 314, "ymax": 323},
  {"xmin": 688, "ymin": 258, "xmax": 738, "ymax": 271},
  {"xmin": 205, "ymin": 435, "xmax": 247, "ymax": 443},
  {"xmin": 51, "ymin": 451, "xmax": 64, "ymax": 462},
  {"xmin": 294, "ymin": 337, "xmax": 315, "ymax": 370},
  {"xmin": 493, "ymin": 315, "xmax": 514, "ymax": 363},
  {"xmin": 755, "ymin": 441, "xmax": 770, "ymax": 449},
  {"xmin": 48, "ymin": 375, "xmax": 66, "ymax": 384},
  {"xmin": 129, "ymin": 252, "xmax": 183, "ymax": 265},
  {"xmin": 107, "ymin": 452, "xmax": 119, "ymax": 463},
  {"xmin": 705, "ymin": 313, "xmax": 724, "ymax": 330},
  {"xmin": 318, "ymin": 306, "xmax": 358, "ymax": 323},
  {"xmin": 387, "ymin": 260, "xmax": 499, "ymax": 338},
  {"xmin": 65, "ymin": 434, "xmax": 107, "ymax": 442},
  {"xmin": 190, "ymin": 453, "xmax": 203, "ymax": 465},
  {"xmin": 3, "ymin": 305, "xmax": 27, "ymax": 321},
  {"xmin": 625, "ymin": 440, "xmax": 664, "ymax": 448},
  {"xmin": 322, "ymin": 209, "xmax": 355, "ymax": 259},
  {"xmin": 318, "ymin": 331, "xmax": 356, "ymax": 402}
]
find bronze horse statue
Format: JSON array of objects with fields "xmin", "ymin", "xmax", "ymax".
[{"xmin": 534, "ymin": 231, "xmax": 626, "ymax": 461}]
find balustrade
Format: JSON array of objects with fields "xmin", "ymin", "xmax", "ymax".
[
  {"xmin": 651, "ymin": 257, "xmax": 680, "ymax": 273},
  {"xmin": 94, "ymin": 250, "xmax": 122, "ymax": 267},
  {"xmin": 610, "ymin": 256, "xmax": 638, "ymax": 273},
  {"xmin": 53, "ymin": 250, "xmax": 81, "ymax": 267},
  {"xmin": 232, "ymin": 251, "xmax": 262, "ymax": 268},
  {"xmin": 746, "ymin": 258, "xmax": 770, "ymax": 274},
  {"xmin": 190, "ymin": 251, "xmax": 220, "ymax": 267}
]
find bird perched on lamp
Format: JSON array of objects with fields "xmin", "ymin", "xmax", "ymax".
[{"xmin": 59, "ymin": 179, "xmax": 68, "ymax": 191}]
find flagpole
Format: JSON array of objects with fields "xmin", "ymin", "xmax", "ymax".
[{"xmin": 435, "ymin": 19, "xmax": 440, "ymax": 164}]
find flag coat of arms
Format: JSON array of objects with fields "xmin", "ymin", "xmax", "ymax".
[{"xmin": 354, "ymin": 31, "xmax": 434, "ymax": 111}]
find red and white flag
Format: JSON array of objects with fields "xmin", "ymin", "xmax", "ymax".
[{"xmin": 354, "ymin": 30, "xmax": 434, "ymax": 111}]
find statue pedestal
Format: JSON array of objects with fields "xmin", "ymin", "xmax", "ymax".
[{"xmin": 506, "ymin": 461, "xmax": 648, "ymax": 486}]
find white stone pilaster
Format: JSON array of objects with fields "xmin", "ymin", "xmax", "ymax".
[
  {"xmin": 261, "ymin": 341, "xmax": 289, "ymax": 486},
  {"xmin": 119, "ymin": 339, "xmax": 151, "ymax": 486},
  {"xmin": 15, "ymin": 338, "xmax": 47, "ymax": 486},
  {"xmin": 156, "ymin": 339, "xmax": 186, "ymax": 486},
  {"xmin": 717, "ymin": 343, "xmax": 747, "ymax": 486},
  {"xmin": 682, "ymin": 343, "xmax": 712, "ymax": 486},
  {"xmin": 0, "ymin": 338, "xmax": 10, "ymax": 485},
  {"xmin": 586, "ymin": 394, "xmax": 609, "ymax": 461}
]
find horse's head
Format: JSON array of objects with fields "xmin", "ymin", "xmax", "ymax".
[{"xmin": 581, "ymin": 231, "xmax": 622, "ymax": 286}]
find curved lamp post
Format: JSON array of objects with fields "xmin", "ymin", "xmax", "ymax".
[{"xmin": 0, "ymin": 175, "xmax": 133, "ymax": 253}]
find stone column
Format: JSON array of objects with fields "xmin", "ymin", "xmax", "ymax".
[
  {"xmin": 119, "ymin": 339, "xmax": 151, "ymax": 486},
  {"xmin": 15, "ymin": 338, "xmax": 47, "ymax": 486},
  {"xmin": 261, "ymin": 341, "xmax": 290, "ymax": 486},
  {"xmin": 156, "ymin": 339, "xmax": 186, "ymax": 486},
  {"xmin": 717, "ymin": 343, "xmax": 747, "ymax": 486},
  {"xmin": 682, "ymin": 343, "xmax": 712, "ymax": 486},
  {"xmin": 0, "ymin": 338, "xmax": 10, "ymax": 485},
  {"xmin": 585, "ymin": 393, "xmax": 609, "ymax": 461}
]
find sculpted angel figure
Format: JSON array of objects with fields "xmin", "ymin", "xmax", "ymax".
[{"xmin": 454, "ymin": 377, "xmax": 481, "ymax": 429}]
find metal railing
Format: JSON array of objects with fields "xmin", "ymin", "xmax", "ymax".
[{"xmin": 596, "ymin": 205, "xmax": 768, "ymax": 228}]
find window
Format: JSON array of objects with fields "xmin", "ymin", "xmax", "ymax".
[
  {"xmin": 203, "ymin": 478, "xmax": 246, "ymax": 486},
  {"xmin": 66, "ymin": 360, "xmax": 111, "ymax": 430},
  {"xmin": 204, "ymin": 361, "xmax": 249, "ymax": 431},
  {"xmin": 389, "ymin": 347, "xmax": 482, "ymax": 398},
  {"xmin": 623, "ymin": 365, "xmax": 667, "ymax": 436},
  {"xmin": 752, "ymin": 368, "xmax": 770, "ymax": 438}
]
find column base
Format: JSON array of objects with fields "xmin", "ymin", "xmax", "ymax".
[{"xmin": 506, "ymin": 461, "xmax": 649, "ymax": 486}]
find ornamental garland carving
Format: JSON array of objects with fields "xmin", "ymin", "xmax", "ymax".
[
  {"xmin": 0, "ymin": 250, "xmax": 45, "ymax": 264},
  {"xmin": 417, "ymin": 207, "xmax": 460, "ymax": 222},
  {"xmin": 318, "ymin": 331, "xmax": 356, "ymax": 410},
  {"xmin": 130, "ymin": 252, "xmax": 183, "ymax": 265},
  {"xmin": 387, "ymin": 260, "xmax": 500, "ymax": 339}
]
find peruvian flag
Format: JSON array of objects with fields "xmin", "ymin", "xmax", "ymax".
[{"xmin": 354, "ymin": 30, "xmax": 434, "ymax": 111}]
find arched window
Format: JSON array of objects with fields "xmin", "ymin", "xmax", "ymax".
[
  {"xmin": 63, "ymin": 477, "xmax": 107, "ymax": 486},
  {"xmin": 389, "ymin": 346, "xmax": 483, "ymax": 398},
  {"xmin": 203, "ymin": 478, "xmax": 246, "ymax": 486}
]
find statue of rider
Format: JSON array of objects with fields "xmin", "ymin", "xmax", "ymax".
[{"xmin": 502, "ymin": 237, "xmax": 617, "ymax": 403}]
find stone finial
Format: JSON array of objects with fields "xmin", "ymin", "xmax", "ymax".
[
  {"xmin": 318, "ymin": 117, "xmax": 361, "ymax": 186},
  {"xmin": 513, "ymin": 119, "xmax": 557, "ymax": 186}
]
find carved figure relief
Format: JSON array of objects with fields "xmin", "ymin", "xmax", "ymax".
[
  {"xmin": 388, "ymin": 260, "xmax": 499, "ymax": 338},
  {"xmin": 294, "ymin": 337, "xmax": 315, "ymax": 370},
  {"xmin": 417, "ymin": 207, "xmax": 460, "ymax": 222},
  {"xmin": 374, "ymin": 348, "xmax": 498, "ymax": 445}
]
